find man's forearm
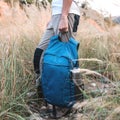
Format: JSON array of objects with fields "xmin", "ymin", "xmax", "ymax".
[
  {"xmin": 61, "ymin": 0, "xmax": 72, "ymax": 16},
  {"xmin": 59, "ymin": 0, "xmax": 72, "ymax": 33}
]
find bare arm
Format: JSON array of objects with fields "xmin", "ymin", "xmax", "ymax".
[{"xmin": 59, "ymin": 0, "xmax": 72, "ymax": 33}]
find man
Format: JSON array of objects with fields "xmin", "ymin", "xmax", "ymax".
[
  {"xmin": 33, "ymin": 0, "xmax": 81, "ymax": 79},
  {"xmin": 33, "ymin": 0, "xmax": 82, "ymax": 117}
]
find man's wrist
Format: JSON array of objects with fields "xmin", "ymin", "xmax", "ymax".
[{"xmin": 61, "ymin": 14, "xmax": 68, "ymax": 18}]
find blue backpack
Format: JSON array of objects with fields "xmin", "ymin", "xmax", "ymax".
[{"xmin": 41, "ymin": 35, "xmax": 79, "ymax": 108}]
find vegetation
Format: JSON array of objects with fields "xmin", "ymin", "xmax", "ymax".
[
  {"xmin": 3, "ymin": 0, "xmax": 52, "ymax": 7},
  {"xmin": 0, "ymin": 1, "xmax": 120, "ymax": 120},
  {"xmin": 0, "ymin": 29, "xmax": 37, "ymax": 120}
]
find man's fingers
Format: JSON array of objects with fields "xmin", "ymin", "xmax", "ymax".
[
  {"xmin": 58, "ymin": 15, "xmax": 68, "ymax": 33},
  {"xmin": 59, "ymin": 27, "xmax": 68, "ymax": 33}
]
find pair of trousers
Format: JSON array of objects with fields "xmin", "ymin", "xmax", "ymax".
[{"xmin": 35, "ymin": 13, "xmax": 80, "ymax": 74}]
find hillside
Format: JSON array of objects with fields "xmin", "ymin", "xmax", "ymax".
[
  {"xmin": 0, "ymin": 1, "xmax": 120, "ymax": 40},
  {"xmin": 0, "ymin": 1, "xmax": 120, "ymax": 120},
  {"xmin": 0, "ymin": 1, "xmax": 51, "ymax": 41},
  {"xmin": 112, "ymin": 16, "xmax": 120, "ymax": 24}
]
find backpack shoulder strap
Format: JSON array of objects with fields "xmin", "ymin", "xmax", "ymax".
[{"xmin": 69, "ymin": 37, "xmax": 79, "ymax": 50}]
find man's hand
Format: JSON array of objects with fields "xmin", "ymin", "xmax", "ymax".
[
  {"xmin": 59, "ymin": 15, "xmax": 68, "ymax": 33},
  {"xmin": 58, "ymin": 0, "xmax": 72, "ymax": 33}
]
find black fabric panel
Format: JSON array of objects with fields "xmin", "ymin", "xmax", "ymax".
[
  {"xmin": 73, "ymin": 15, "xmax": 80, "ymax": 32},
  {"xmin": 33, "ymin": 48, "xmax": 43, "ymax": 74}
]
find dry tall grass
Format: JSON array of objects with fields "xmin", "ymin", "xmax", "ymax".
[
  {"xmin": 77, "ymin": 34, "xmax": 120, "ymax": 80},
  {"xmin": 0, "ymin": 1, "xmax": 120, "ymax": 120},
  {"xmin": 0, "ymin": 2, "xmax": 51, "ymax": 119}
]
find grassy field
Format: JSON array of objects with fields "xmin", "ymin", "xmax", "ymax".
[{"xmin": 0, "ymin": 1, "xmax": 120, "ymax": 120}]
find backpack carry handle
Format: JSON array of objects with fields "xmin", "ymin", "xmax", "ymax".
[{"xmin": 58, "ymin": 32, "xmax": 69, "ymax": 42}]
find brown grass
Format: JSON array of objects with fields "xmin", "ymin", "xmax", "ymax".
[{"xmin": 0, "ymin": 1, "xmax": 120, "ymax": 120}]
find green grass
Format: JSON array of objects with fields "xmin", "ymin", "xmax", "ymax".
[{"xmin": 0, "ymin": 37, "xmax": 35, "ymax": 120}]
